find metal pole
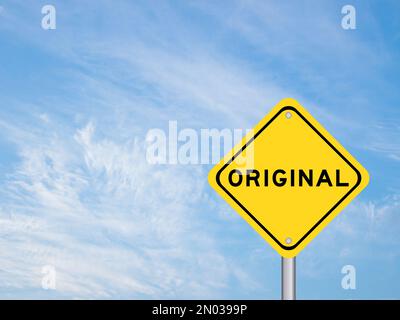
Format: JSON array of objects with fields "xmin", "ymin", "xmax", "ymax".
[{"xmin": 281, "ymin": 257, "xmax": 296, "ymax": 300}]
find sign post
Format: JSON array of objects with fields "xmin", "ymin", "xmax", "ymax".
[
  {"xmin": 282, "ymin": 257, "xmax": 296, "ymax": 300},
  {"xmin": 208, "ymin": 98, "xmax": 369, "ymax": 298}
]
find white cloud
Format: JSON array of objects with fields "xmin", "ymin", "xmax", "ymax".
[
  {"xmin": 304, "ymin": 194, "xmax": 400, "ymax": 262},
  {"xmin": 0, "ymin": 117, "xmax": 257, "ymax": 298}
]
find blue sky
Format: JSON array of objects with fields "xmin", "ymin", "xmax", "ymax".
[{"xmin": 0, "ymin": 0, "xmax": 399, "ymax": 299}]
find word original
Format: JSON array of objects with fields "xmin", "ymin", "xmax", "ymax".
[{"xmin": 227, "ymin": 169, "xmax": 350, "ymax": 187}]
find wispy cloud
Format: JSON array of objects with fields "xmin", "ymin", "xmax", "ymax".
[{"xmin": 0, "ymin": 116, "xmax": 257, "ymax": 298}]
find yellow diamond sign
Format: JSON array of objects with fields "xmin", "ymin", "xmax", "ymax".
[{"xmin": 208, "ymin": 98, "xmax": 369, "ymax": 257}]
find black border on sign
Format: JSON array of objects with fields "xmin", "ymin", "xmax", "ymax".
[{"xmin": 216, "ymin": 106, "xmax": 362, "ymax": 250}]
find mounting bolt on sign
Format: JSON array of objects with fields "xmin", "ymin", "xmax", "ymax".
[{"xmin": 208, "ymin": 98, "xmax": 369, "ymax": 300}]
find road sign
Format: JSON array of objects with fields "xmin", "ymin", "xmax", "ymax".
[{"xmin": 208, "ymin": 98, "xmax": 369, "ymax": 258}]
